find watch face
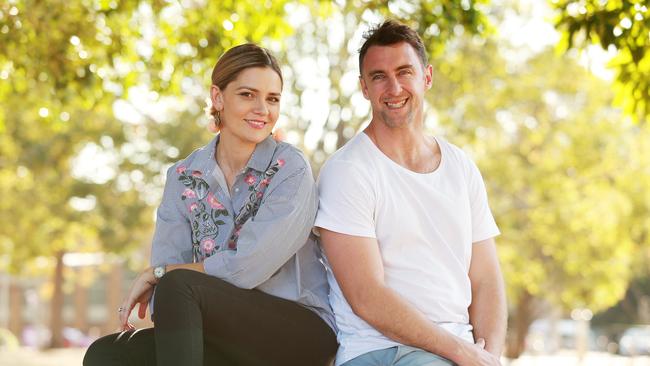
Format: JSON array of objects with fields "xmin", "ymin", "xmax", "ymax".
[{"xmin": 154, "ymin": 266, "xmax": 165, "ymax": 278}]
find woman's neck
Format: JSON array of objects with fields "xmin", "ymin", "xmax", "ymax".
[{"xmin": 215, "ymin": 132, "xmax": 256, "ymax": 181}]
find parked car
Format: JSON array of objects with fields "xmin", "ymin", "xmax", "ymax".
[
  {"xmin": 526, "ymin": 318, "xmax": 597, "ymax": 353},
  {"xmin": 619, "ymin": 325, "xmax": 650, "ymax": 356}
]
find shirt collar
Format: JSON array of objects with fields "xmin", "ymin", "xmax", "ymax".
[
  {"xmin": 209, "ymin": 134, "xmax": 277, "ymax": 173},
  {"xmin": 246, "ymin": 135, "xmax": 277, "ymax": 172}
]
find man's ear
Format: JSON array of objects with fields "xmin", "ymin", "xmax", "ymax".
[
  {"xmin": 424, "ymin": 64, "xmax": 433, "ymax": 90},
  {"xmin": 360, "ymin": 76, "xmax": 370, "ymax": 100},
  {"xmin": 210, "ymin": 85, "xmax": 224, "ymax": 111}
]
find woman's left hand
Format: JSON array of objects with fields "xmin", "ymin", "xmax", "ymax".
[{"xmin": 118, "ymin": 267, "xmax": 157, "ymax": 331}]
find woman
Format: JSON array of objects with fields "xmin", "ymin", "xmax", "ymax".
[{"xmin": 84, "ymin": 44, "xmax": 337, "ymax": 366}]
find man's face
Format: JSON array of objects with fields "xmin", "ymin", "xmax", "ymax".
[{"xmin": 359, "ymin": 42, "xmax": 432, "ymax": 128}]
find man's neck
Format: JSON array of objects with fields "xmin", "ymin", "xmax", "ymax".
[{"xmin": 364, "ymin": 119, "xmax": 440, "ymax": 174}]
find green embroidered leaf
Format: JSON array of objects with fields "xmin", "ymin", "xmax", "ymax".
[{"xmin": 196, "ymin": 181, "xmax": 209, "ymax": 199}]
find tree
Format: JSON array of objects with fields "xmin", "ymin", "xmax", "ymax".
[
  {"xmin": 426, "ymin": 28, "xmax": 650, "ymax": 357},
  {"xmin": 0, "ymin": 0, "xmax": 294, "ymax": 347},
  {"xmin": 552, "ymin": 0, "xmax": 650, "ymax": 123},
  {"xmin": 276, "ymin": 0, "xmax": 491, "ymax": 169}
]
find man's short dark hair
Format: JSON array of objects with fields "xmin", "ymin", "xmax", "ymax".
[{"xmin": 358, "ymin": 20, "xmax": 428, "ymax": 74}]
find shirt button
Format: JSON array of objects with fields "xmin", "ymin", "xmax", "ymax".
[{"xmin": 234, "ymin": 188, "xmax": 239, "ymax": 193}]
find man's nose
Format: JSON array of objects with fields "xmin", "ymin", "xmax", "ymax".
[{"xmin": 386, "ymin": 76, "xmax": 402, "ymax": 95}]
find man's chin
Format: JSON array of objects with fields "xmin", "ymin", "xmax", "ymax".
[{"xmin": 380, "ymin": 112, "xmax": 414, "ymax": 128}]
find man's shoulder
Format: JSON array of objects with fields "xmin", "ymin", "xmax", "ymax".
[{"xmin": 320, "ymin": 134, "xmax": 375, "ymax": 175}]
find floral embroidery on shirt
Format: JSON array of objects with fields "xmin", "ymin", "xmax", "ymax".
[
  {"xmin": 226, "ymin": 159, "xmax": 284, "ymax": 250},
  {"xmin": 244, "ymin": 173, "xmax": 258, "ymax": 190},
  {"xmin": 177, "ymin": 166, "xmax": 229, "ymax": 262}
]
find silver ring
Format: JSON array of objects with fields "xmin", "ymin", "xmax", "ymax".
[{"xmin": 117, "ymin": 307, "xmax": 124, "ymax": 313}]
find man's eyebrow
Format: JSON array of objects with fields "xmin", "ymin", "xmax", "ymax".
[
  {"xmin": 396, "ymin": 64, "xmax": 415, "ymax": 71},
  {"xmin": 366, "ymin": 64, "xmax": 415, "ymax": 77}
]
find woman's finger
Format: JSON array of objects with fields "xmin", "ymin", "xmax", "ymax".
[{"xmin": 138, "ymin": 301, "xmax": 149, "ymax": 319}]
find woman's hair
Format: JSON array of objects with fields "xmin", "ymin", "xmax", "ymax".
[{"xmin": 207, "ymin": 44, "xmax": 283, "ymax": 123}]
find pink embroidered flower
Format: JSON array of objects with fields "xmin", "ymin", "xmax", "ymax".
[
  {"xmin": 260, "ymin": 178, "xmax": 270, "ymax": 187},
  {"xmin": 182, "ymin": 188, "xmax": 196, "ymax": 199},
  {"xmin": 192, "ymin": 170, "xmax": 202, "ymax": 177},
  {"xmin": 276, "ymin": 159, "xmax": 285, "ymax": 167},
  {"xmin": 244, "ymin": 173, "xmax": 257, "ymax": 186},
  {"xmin": 228, "ymin": 240, "xmax": 237, "ymax": 250},
  {"xmin": 176, "ymin": 165, "xmax": 187, "ymax": 174},
  {"xmin": 189, "ymin": 202, "xmax": 198, "ymax": 212},
  {"xmin": 207, "ymin": 192, "xmax": 225, "ymax": 209},
  {"xmin": 256, "ymin": 191, "xmax": 263, "ymax": 199},
  {"xmin": 201, "ymin": 238, "xmax": 216, "ymax": 253}
]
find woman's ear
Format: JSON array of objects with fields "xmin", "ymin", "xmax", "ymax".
[{"xmin": 210, "ymin": 85, "xmax": 224, "ymax": 111}]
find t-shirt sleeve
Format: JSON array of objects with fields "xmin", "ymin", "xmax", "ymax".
[
  {"xmin": 314, "ymin": 159, "xmax": 376, "ymax": 238},
  {"xmin": 467, "ymin": 158, "xmax": 500, "ymax": 243}
]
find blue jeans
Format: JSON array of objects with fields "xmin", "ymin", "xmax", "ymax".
[{"xmin": 342, "ymin": 346, "xmax": 455, "ymax": 366}]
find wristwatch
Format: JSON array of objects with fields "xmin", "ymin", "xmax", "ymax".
[{"xmin": 153, "ymin": 265, "xmax": 167, "ymax": 281}]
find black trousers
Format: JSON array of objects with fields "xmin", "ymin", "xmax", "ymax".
[{"xmin": 84, "ymin": 269, "xmax": 337, "ymax": 366}]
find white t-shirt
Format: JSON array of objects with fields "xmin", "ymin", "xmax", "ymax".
[{"xmin": 315, "ymin": 133, "xmax": 500, "ymax": 365}]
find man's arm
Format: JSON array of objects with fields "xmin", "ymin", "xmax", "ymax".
[
  {"xmin": 468, "ymin": 238, "xmax": 507, "ymax": 356},
  {"xmin": 320, "ymin": 229, "xmax": 501, "ymax": 366}
]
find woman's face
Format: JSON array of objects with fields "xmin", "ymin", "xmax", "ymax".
[{"xmin": 211, "ymin": 66, "xmax": 282, "ymax": 146}]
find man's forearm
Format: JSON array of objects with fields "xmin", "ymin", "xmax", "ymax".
[
  {"xmin": 469, "ymin": 277, "xmax": 507, "ymax": 356},
  {"xmin": 351, "ymin": 284, "xmax": 475, "ymax": 364}
]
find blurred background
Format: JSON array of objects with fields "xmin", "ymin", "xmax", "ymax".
[{"xmin": 1, "ymin": 0, "xmax": 649, "ymax": 364}]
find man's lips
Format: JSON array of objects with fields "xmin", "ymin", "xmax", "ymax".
[{"xmin": 384, "ymin": 98, "xmax": 408, "ymax": 109}]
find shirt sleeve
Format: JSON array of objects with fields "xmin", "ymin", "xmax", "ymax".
[
  {"xmin": 314, "ymin": 159, "xmax": 376, "ymax": 238},
  {"xmin": 150, "ymin": 164, "xmax": 193, "ymax": 267},
  {"xmin": 466, "ymin": 158, "xmax": 500, "ymax": 243},
  {"xmin": 203, "ymin": 160, "xmax": 317, "ymax": 289}
]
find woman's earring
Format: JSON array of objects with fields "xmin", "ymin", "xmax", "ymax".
[{"xmin": 214, "ymin": 110, "xmax": 221, "ymax": 129}]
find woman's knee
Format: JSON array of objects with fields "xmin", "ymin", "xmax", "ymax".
[
  {"xmin": 83, "ymin": 334, "xmax": 120, "ymax": 366},
  {"xmin": 153, "ymin": 269, "xmax": 205, "ymax": 311},
  {"xmin": 155, "ymin": 269, "xmax": 197, "ymax": 295}
]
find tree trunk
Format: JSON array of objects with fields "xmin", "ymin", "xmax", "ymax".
[
  {"xmin": 104, "ymin": 263, "xmax": 123, "ymax": 334},
  {"xmin": 505, "ymin": 290, "xmax": 537, "ymax": 359},
  {"xmin": 74, "ymin": 268, "xmax": 88, "ymax": 332},
  {"xmin": 48, "ymin": 250, "xmax": 65, "ymax": 348},
  {"xmin": 9, "ymin": 280, "xmax": 23, "ymax": 340}
]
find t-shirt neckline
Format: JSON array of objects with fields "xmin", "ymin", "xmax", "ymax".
[{"xmin": 359, "ymin": 132, "xmax": 444, "ymax": 177}]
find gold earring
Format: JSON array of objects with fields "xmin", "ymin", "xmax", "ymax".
[{"xmin": 214, "ymin": 110, "xmax": 221, "ymax": 128}]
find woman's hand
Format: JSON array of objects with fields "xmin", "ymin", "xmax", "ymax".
[{"xmin": 118, "ymin": 267, "xmax": 157, "ymax": 331}]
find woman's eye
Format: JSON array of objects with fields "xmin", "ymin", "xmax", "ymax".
[
  {"xmin": 268, "ymin": 97, "xmax": 280, "ymax": 103},
  {"xmin": 239, "ymin": 92, "xmax": 253, "ymax": 98}
]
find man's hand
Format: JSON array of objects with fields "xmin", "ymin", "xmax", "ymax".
[{"xmin": 457, "ymin": 338, "xmax": 502, "ymax": 366}]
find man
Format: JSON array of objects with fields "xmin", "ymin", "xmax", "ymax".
[{"xmin": 315, "ymin": 20, "xmax": 507, "ymax": 366}]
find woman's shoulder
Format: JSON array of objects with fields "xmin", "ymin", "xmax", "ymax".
[
  {"xmin": 165, "ymin": 138, "xmax": 216, "ymax": 178},
  {"xmin": 273, "ymin": 141, "xmax": 311, "ymax": 172}
]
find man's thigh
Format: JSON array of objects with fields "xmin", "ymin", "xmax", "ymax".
[
  {"xmin": 341, "ymin": 347, "xmax": 397, "ymax": 366},
  {"xmin": 342, "ymin": 346, "xmax": 454, "ymax": 366},
  {"xmin": 393, "ymin": 345, "xmax": 454, "ymax": 366}
]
